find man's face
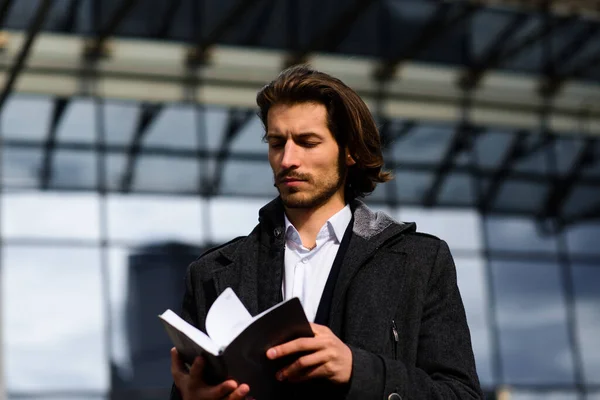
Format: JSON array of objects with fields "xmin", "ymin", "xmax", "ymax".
[{"xmin": 266, "ymin": 102, "xmax": 346, "ymax": 209}]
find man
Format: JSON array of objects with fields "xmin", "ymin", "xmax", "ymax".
[{"xmin": 170, "ymin": 66, "xmax": 483, "ymax": 400}]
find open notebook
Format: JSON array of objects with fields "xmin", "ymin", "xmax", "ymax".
[{"xmin": 159, "ymin": 288, "xmax": 313, "ymax": 399}]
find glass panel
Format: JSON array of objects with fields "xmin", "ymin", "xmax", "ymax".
[
  {"xmin": 485, "ymin": 216, "xmax": 558, "ymax": 254},
  {"xmin": 220, "ymin": 161, "xmax": 278, "ymax": 197},
  {"xmin": 1, "ymin": 146, "xmax": 43, "ymax": 187},
  {"xmin": 510, "ymin": 392, "xmax": 578, "ymax": 400},
  {"xmin": 1, "ymin": 95, "xmax": 53, "ymax": 141},
  {"xmin": 563, "ymin": 185, "xmax": 600, "ymax": 217},
  {"xmin": 2, "ymin": 246, "xmax": 107, "ymax": 391},
  {"xmin": 143, "ymin": 104, "xmax": 197, "ymax": 149},
  {"xmin": 366, "ymin": 180, "xmax": 388, "ymax": 202},
  {"xmin": 471, "ymin": 10, "xmax": 523, "ymax": 60},
  {"xmin": 565, "ymin": 222, "xmax": 600, "ymax": 256},
  {"xmin": 572, "ymin": 264, "xmax": 600, "ymax": 385},
  {"xmin": 554, "ymin": 137, "xmax": 585, "ymax": 177},
  {"xmin": 438, "ymin": 173, "xmax": 476, "ymax": 206},
  {"xmin": 56, "ymin": 98, "xmax": 96, "ymax": 144},
  {"xmin": 398, "ymin": 207, "xmax": 482, "ymax": 252},
  {"xmin": 108, "ymin": 247, "xmax": 131, "ymax": 379},
  {"xmin": 104, "ymin": 152, "xmax": 127, "ymax": 191},
  {"xmin": 230, "ymin": 114, "xmax": 267, "ymax": 155},
  {"xmin": 103, "ymin": 101, "xmax": 140, "ymax": 146},
  {"xmin": 493, "ymin": 180, "xmax": 549, "ymax": 212},
  {"xmin": 336, "ymin": 0, "xmax": 380, "ymax": 57},
  {"xmin": 512, "ymin": 135, "xmax": 549, "ymax": 174},
  {"xmin": 475, "ymin": 129, "xmax": 515, "ymax": 170},
  {"xmin": 581, "ymin": 142, "xmax": 600, "ymax": 178},
  {"xmin": 454, "ymin": 257, "xmax": 494, "ymax": 387},
  {"xmin": 108, "ymin": 244, "xmax": 200, "ymax": 390},
  {"xmin": 491, "ymin": 260, "xmax": 575, "ymax": 385},
  {"xmin": 50, "ymin": 150, "xmax": 97, "ymax": 189},
  {"xmin": 106, "ymin": 194, "xmax": 204, "ymax": 245},
  {"xmin": 390, "ymin": 124, "xmax": 454, "ymax": 164},
  {"xmin": 132, "ymin": 155, "xmax": 200, "ymax": 193},
  {"xmin": 393, "ymin": 170, "xmax": 434, "ymax": 203},
  {"xmin": 2, "ymin": 191, "xmax": 100, "ymax": 240},
  {"xmin": 208, "ymin": 197, "xmax": 269, "ymax": 243},
  {"xmin": 203, "ymin": 107, "xmax": 229, "ymax": 151}
]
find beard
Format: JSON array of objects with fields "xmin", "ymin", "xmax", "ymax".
[{"xmin": 274, "ymin": 152, "xmax": 347, "ymax": 209}]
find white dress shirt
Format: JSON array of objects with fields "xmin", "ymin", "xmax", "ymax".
[{"xmin": 282, "ymin": 205, "xmax": 352, "ymax": 322}]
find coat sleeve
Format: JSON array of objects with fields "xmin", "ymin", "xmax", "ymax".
[
  {"xmin": 169, "ymin": 261, "xmax": 205, "ymax": 400},
  {"xmin": 344, "ymin": 240, "xmax": 484, "ymax": 400}
]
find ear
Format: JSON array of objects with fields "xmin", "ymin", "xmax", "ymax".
[{"xmin": 345, "ymin": 149, "xmax": 356, "ymax": 166}]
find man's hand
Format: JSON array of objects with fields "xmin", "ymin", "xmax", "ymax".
[
  {"xmin": 170, "ymin": 348, "xmax": 250, "ymax": 400},
  {"xmin": 266, "ymin": 323, "xmax": 352, "ymax": 385}
]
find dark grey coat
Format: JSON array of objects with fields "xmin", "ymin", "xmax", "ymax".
[{"xmin": 170, "ymin": 198, "xmax": 483, "ymax": 400}]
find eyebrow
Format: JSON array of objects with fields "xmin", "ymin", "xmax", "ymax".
[{"xmin": 265, "ymin": 132, "xmax": 322, "ymax": 140}]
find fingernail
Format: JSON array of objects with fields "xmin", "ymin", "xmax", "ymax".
[
  {"xmin": 267, "ymin": 349, "xmax": 276, "ymax": 358},
  {"xmin": 240, "ymin": 386, "xmax": 249, "ymax": 395}
]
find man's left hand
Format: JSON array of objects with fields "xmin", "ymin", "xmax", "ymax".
[{"xmin": 266, "ymin": 323, "xmax": 352, "ymax": 385}]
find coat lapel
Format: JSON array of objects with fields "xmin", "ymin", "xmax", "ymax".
[{"xmin": 328, "ymin": 234, "xmax": 378, "ymax": 336}]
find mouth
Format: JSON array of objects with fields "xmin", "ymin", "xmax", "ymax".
[{"xmin": 279, "ymin": 177, "xmax": 306, "ymax": 186}]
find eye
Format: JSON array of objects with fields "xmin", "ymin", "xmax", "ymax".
[
  {"xmin": 268, "ymin": 140, "xmax": 284, "ymax": 149},
  {"xmin": 300, "ymin": 141, "xmax": 318, "ymax": 148}
]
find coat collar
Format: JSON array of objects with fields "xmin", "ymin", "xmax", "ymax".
[{"xmin": 214, "ymin": 197, "xmax": 416, "ymax": 325}]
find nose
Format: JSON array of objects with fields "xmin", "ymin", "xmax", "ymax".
[{"xmin": 280, "ymin": 141, "xmax": 300, "ymax": 170}]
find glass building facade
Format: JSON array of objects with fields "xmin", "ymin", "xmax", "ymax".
[{"xmin": 1, "ymin": 0, "xmax": 599, "ymax": 399}]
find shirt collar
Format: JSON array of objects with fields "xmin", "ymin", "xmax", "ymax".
[{"xmin": 284, "ymin": 204, "xmax": 352, "ymax": 245}]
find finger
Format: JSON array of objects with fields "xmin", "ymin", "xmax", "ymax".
[
  {"xmin": 170, "ymin": 348, "xmax": 187, "ymax": 383},
  {"xmin": 278, "ymin": 350, "xmax": 330, "ymax": 380},
  {"xmin": 199, "ymin": 379, "xmax": 238, "ymax": 399},
  {"xmin": 188, "ymin": 356, "xmax": 206, "ymax": 388},
  {"xmin": 267, "ymin": 337, "xmax": 322, "ymax": 359},
  {"xmin": 226, "ymin": 383, "xmax": 250, "ymax": 400},
  {"xmin": 309, "ymin": 323, "xmax": 331, "ymax": 336},
  {"xmin": 286, "ymin": 365, "xmax": 326, "ymax": 383}
]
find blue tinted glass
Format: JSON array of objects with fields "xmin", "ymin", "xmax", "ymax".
[
  {"xmin": 572, "ymin": 264, "xmax": 600, "ymax": 385},
  {"xmin": 492, "ymin": 260, "xmax": 575, "ymax": 385}
]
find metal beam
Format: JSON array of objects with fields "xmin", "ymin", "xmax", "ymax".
[
  {"xmin": 459, "ymin": 12, "xmax": 530, "ymax": 89},
  {"xmin": 287, "ymin": 0, "xmax": 378, "ymax": 65},
  {"xmin": 119, "ymin": 103, "xmax": 162, "ymax": 192},
  {"xmin": 541, "ymin": 138, "xmax": 597, "ymax": 217},
  {"xmin": 375, "ymin": 1, "xmax": 480, "ymax": 80},
  {"xmin": 478, "ymin": 131, "xmax": 528, "ymax": 212},
  {"xmin": 84, "ymin": 0, "xmax": 139, "ymax": 60},
  {"xmin": 0, "ymin": 0, "xmax": 53, "ymax": 112},
  {"xmin": 543, "ymin": 46, "xmax": 600, "ymax": 96},
  {"xmin": 540, "ymin": 23, "xmax": 600, "ymax": 95},
  {"xmin": 208, "ymin": 109, "xmax": 254, "ymax": 195},
  {"xmin": 559, "ymin": 200, "xmax": 600, "ymax": 228},
  {"xmin": 422, "ymin": 123, "xmax": 481, "ymax": 207},
  {"xmin": 188, "ymin": 0, "xmax": 265, "ymax": 65},
  {"xmin": 1, "ymin": 32, "xmax": 599, "ymax": 135},
  {"xmin": 40, "ymin": 98, "xmax": 68, "ymax": 189},
  {"xmin": 462, "ymin": 13, "xmax": 574, "ymax": 89}
]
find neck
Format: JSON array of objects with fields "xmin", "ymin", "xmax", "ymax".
[{"xmin": 285, "ymin": 194, "xmax": 346, "ymax": 249}]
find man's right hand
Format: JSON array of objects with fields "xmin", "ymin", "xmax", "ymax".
[{"xmin": 170, "ymin": 348, "xmax": 250, "ymax": 400}]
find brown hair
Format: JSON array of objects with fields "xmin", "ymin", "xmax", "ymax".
[{"xmin": 256, "ymin": 65, "xmax": 392, "ymax": 200}]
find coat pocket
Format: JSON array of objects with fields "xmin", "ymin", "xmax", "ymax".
[{"xmin": 391, "ymin": 319, "xmax": 399, "ymax": 360}]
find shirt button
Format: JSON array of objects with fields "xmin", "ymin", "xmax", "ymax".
[
  {"xmin": 388, "ymin": 394, "xmax": 402, "ymax": 400},
  {"xmin": 301, "ymin": 258, "xmax": 308, "ymax": 264}
]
